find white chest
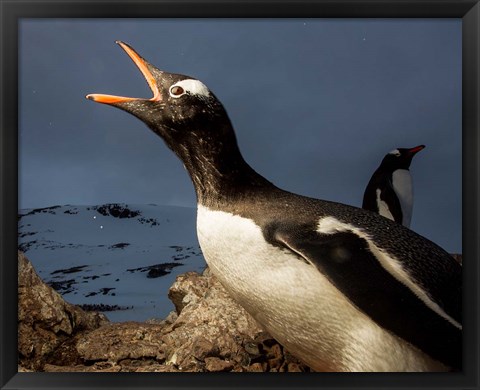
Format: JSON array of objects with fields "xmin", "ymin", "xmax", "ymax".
[
  {"xmin": 195, "ymin": 205, "xmax": 445, "ymax": 372},
  {"xmin": 196, "ymin": 206, "xmax": 338, "ymax": 321},
  {"xmin": 392, "ymin": 169, "xmax": 413, "ymax": 227}
]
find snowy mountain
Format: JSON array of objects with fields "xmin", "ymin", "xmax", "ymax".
[{"xmin": 18, "ymin": 203, "xmax": 206, "ymax": 322}]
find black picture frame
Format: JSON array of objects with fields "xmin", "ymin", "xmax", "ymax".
[{"xmin": 1, "ymin": 1, "xmax": 478, "ymax": 389}]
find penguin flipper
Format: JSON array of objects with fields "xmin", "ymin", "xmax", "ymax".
[
  {"xmin": 272, "ymin": 226, "xmax": 462, "ymax": 370},
  {"xmin": 363, "ymin": 176, "xmax": 403, "ymax": 224},
  {"xmin": 362, "ymin": 177, "xmax": 380, "ymax": 211},
  {"xmin": 380, "ymin": 180, "xmax": 404, "ymax": 223}
]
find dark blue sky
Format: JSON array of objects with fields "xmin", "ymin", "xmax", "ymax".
[{"xmin": 19, "ymin": 19, "xmax": 462, "ymax": 252}]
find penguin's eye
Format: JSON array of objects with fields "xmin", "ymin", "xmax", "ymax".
[{"xmin": 170, "ymin": 85, "xmax": 185, "ymax": 97}]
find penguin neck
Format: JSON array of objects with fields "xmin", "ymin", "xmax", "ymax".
[{"xmin": 167, "ymin": 121, "xmax": 276, "ymax": 206}]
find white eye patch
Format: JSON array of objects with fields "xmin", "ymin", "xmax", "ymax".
[
  {"xmin": 388, "ymin": 149, "xmax": 401, "ymax": 157},
  {"xmin": 169, "ymin": 79, "xmax": 210, "ymax": 99}
]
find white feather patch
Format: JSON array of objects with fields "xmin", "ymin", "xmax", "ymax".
[
  {"xmin": 170, "ymin": 79, "xmax": 210, "ymax": 98},
  {"xmin": 388, "ymin": 149, "xmax": 401, "ymax": 156},
  {"xmin": 316, "ymin": 216, "xmax": 461, "ymax": 330}
]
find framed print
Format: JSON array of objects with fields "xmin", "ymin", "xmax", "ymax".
[{"xmin": 1, "ymin": 1, "xmax": 479, "ymax": 389}]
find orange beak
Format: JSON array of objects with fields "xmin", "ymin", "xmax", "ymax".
[{"xmin": 86, "ymin": 41, "xmax": 161, "ymax": 104}]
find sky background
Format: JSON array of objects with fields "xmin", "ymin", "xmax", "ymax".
[{"xmin": 19, "ymin": 19, "xmax": 462, "ymax": 253}]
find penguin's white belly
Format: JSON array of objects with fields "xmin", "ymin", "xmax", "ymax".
[
  {"xmin": 392, "ymin": 169, "xmax": 413, "ymax": 227},
  {"xmin": 196, "ymin": 205, "xmax": 446, "ymax": 372}
]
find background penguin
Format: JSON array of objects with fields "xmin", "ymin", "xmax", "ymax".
[
  {"xmin": 86, "ymin": 42, "xmax": 461, "ymax": 372},
  {"xmin": 362, "ymin": 145, "xmax": 425, "ymax": 228}
]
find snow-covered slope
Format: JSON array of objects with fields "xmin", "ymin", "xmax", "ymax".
[{"xmin": 18, "ymin": 203, "xmax": 206, "ymax": 322}]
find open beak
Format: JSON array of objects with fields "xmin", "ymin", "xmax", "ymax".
[
  {"xmin": 408, "ymin": 145, "xmax": 426, "ymax": 155},
  {"xmin": 86, "ymin": 41, "xmax": 161, "ymax": 104}
]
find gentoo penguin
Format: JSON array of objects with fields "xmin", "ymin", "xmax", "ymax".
[
  {"xmin": 362, "ymin": 145, "xmax": 425, "ymax": 228},
  {"xmin": 87, "ymin": 42, "xmax": 461, "ymax": 372}
]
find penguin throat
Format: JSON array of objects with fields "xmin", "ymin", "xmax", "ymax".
[{"xmin": 167, "ymin": 125, "xmax": 272, "ymax": 205}]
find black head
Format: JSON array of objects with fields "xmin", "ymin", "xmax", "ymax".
[
  {"xmin": 86, "ymin": 41, "xmax": 268, "ymax": 203},
  {"xmin": 86, "ymin": 41, "xmax": 231, "ymax": 149},
  {"xmin": 379, "ymin": 145, "xmax": 425, "ymax": 170}
]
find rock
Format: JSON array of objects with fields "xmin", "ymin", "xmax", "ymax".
[
  {"xmin": 18, "ymin": 251, "xmax": 109, "ymax": 371},
  {"xmin": 245, "ymin": 362, "xmax": 265, "ymax": 372},
  {"xmin": 287, "ymin": 362, "xmax": 303, "ymax": 372},
  {"xmin": 192, "ymin": 337, "xmax": 217, "ymax": 360},
  {"xmin": 17, "ymin": 252, "xmax": 310, "ymax": 372},
  {"xmin": 43, "ymin": 363, "xmax": 122, "ymax": 372},
  {"xmin": 17, "ymin": 365, "xmax": 33, "ymax": 372},
  {"xmin": 161, "ymin": 268, "xmax": 266, "ymax": 371},
  {"xmin": 167, "ymin": 270, "xmax": 210, "ymax": 313},
  {"xmin": 204, "ymin": 357, "xmax": 234, "ymax": 372},
  {"xmin": 76, "ymin": 322, "xmax": 166, "ymax": 362}
]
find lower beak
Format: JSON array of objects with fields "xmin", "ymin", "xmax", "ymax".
[{"xmin": 86, "ymin": 41, "xmax": 161, "ymax": 104}]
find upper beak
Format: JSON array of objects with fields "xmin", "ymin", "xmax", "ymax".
[
  {"xmin": 408, "ymin": 145, "xmax": 426, "ymax": 155},
  {"xmin": 86, "ymin": 41, "xmax": 161, "ymax": 104}
]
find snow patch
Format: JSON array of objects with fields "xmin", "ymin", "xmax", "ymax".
[{"xmin": 18, "ymin": 203, "xmax": 206, "ymax": 322}]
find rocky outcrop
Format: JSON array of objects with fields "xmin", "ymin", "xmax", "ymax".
[
  {"xmin": 18, "ymin": 251, "xmax": 109, "ymax": 370},
  {"xmin": 17, "ymin": 252, "xmax": 310, "ymax": 372}
]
